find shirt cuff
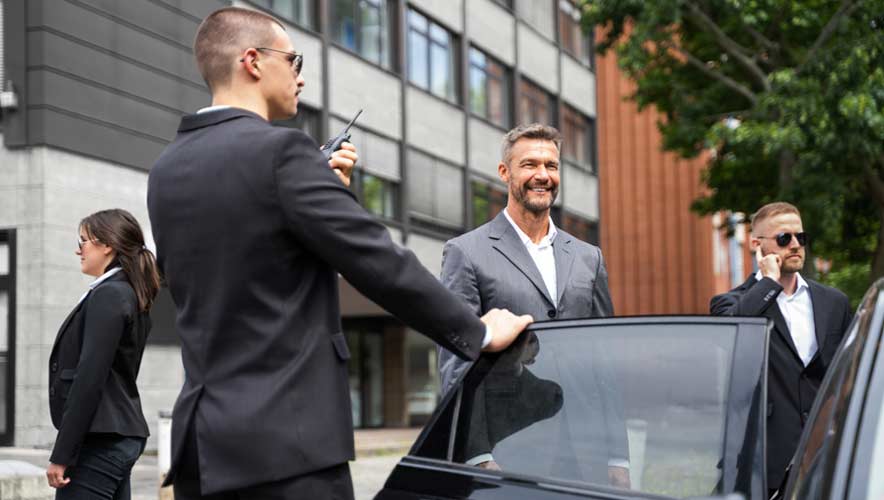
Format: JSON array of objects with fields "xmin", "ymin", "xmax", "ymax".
[
  {"xmin": 466, "ymin": 453, "xmax": 494, "ymax": 466},
  {"xmin": 481, "ymin": 325, "xmax": 493, "ymax": 349},
  {"xmin": 608, "ymin": 459, "xmax": 630, "ymax": 469}
]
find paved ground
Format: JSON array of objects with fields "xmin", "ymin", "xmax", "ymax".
[{"xmin": 0, "ymin": 428, "xmax": 417, "ymax": 499}]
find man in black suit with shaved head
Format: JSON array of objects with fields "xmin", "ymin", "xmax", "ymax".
[{"xmin": 148, "ymin": 7, "xmax": 532, "ymax": 499}]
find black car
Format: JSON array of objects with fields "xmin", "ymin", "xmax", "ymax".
[{"xmin": 374, "ymin": 279, "xmax": 884, "ymax": 500}]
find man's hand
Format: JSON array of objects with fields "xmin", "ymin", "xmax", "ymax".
[
  {"xmin": 756, "ymin": 246, "xmax": 781, "ymax": 281},
  {"xmin": 477, "ymin": 460, "xmax": 502, "ymax": 471},
  {"xmin": 328, "ymin": 141, "xmax": 358, "ymax": 187},
  {"xmin": 608, "ymin": 466, "xmax": 630, "ymax": 489},
  {"xmin": 46, "ymin": 463, "xmax": 70, "ymax": 489},
  {"xmin": 480, "ymin": 308, "xmax": 533, "ymax": 352}
]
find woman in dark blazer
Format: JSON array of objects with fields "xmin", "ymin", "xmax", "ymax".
[{"xmin": 46, "ymin": 209, "xmax": 160, "ymax": 500}]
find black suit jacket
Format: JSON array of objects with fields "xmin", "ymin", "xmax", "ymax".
[
  {"xmin": 48, "ymin": 272, "xmax": 151, "ymax": 465},
  {"xmin": 710, "ymin": 275, "xmax": 852, "ymax": 488},
  {"xmin": 147, "ymin": 108, "xmax": 486, "ymax": 494}
]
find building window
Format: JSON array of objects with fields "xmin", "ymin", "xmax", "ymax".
[
  {"xmin": 558, "ymin": 0, "xmax": 593, "ymax": 67},
  {"xmin": 407, "ymin": 9, "xmax": 457, "ymax": 102},
  {"xmin": 471, "ymin": 180, "xmax": 508, "ymax": 228},
  {"xmin": 519, "ymin": 78, "xmax": 554, "ymax": 125},
  {"xmin": 406, "ymin": 149, "xmax": 464, "ymax": 229},
  {"xmin": 469, "ymin": 47, "xmax": 511, "ymax": 128},
  {"xmin": 561, "ymin": 105, "xmax": 595, "ymax": 171},
  {"xmin": 274, "ymin": 105, "xmax": 322, "ymax": 142},
  {"xmin": 332, "ymin": 0, "xmax": 393, "ymax": 69},
  {"xmin": 556, "ymin": 210, "xmax": 599, "ymax": 244},
  {"xmin": 250, "ymin": 0, "xmax": 317, "ymax": 30},
  {"xmin": 351, "ymin": 170, "xmax": 400, "ymax": 221}
]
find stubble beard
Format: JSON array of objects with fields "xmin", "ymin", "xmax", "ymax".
[{"xmin": 511, "ymin": 181, "xmax": 558, "ymax": 214}]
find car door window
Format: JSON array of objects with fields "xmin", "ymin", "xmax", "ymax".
[{"xmin": 411, "ymin": 320, "xmax": 766, "ymax": 498}]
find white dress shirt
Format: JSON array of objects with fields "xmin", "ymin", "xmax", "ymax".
[
  {"xmin": 756, "ymin": 271, "xmax": 818, "ymax": 366},
  {"xmin": 77, "ymin": 267, "xmax": 123, "ymax": 305},
  {"xmin": 503, "ymin": 209, "xmax": 558, "ymax": 306}
]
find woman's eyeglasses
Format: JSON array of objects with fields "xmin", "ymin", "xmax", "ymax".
[
  {"xmin": 758, "ymin": 232, "xmax": 808, "ymax": 247},
  {"xmin": 77, "ymin": 236, "xmax": 99, "ymax": 250}
]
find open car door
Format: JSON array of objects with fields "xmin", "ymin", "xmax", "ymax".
[{"xmin": 376, "ymin": 316, "xmax": 770, "ymax": 500}]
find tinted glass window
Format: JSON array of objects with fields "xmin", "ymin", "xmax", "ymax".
[{"xmin": 415, "ymin": 322, "xmax": 743, "ymax": 497}]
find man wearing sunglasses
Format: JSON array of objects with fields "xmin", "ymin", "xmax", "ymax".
[
  {"xmin": 710, "ymin": 202, "xmax": 853, "ymax": 494},
  {"xmin": 147, "ymin": 7, "xmax": 532, "ymax": 500}
]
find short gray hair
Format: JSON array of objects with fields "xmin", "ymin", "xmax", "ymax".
[{"xmin": 501, "ymin": 123, "xmax": 562, "ymax": 165}]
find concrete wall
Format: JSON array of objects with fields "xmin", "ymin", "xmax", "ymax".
[
  {"xmin": 465, "ymin": 0, "xmax": 515, "ymax": 65},
  {"xmin": 562, "ymin": 57, "xmax": 597, "ymax": 118},
  {"xmin": 405, "ymin": 88, "xmax": 465, "ymax": 165},
  {"xmin": 329, "ymin": 48, "xmax": 402, "ymax": 140},
  {"xmin": 517, "ymin": 23, "xmax": 558, "ymax": 93}
]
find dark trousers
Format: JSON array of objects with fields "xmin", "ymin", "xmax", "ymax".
[
  {"xmin": 57, "ymin": 433, "xmax": 146, "ymax": 500},
  {"xmin": 173, "ymin": 424, "xmax": 355, "ymax": 500}
]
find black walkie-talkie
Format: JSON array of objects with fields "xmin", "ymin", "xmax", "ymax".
[{"xmin": 320, "ymin": 109, "xmax": 363, "ymax": 160}]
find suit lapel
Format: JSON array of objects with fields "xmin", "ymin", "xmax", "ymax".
[
  {"xmin": 488, "ymin": 213, "xmax": 555, "ymax": 307},
  {"xmin": 51, "ymin": 297, "xmax": 88, "ymax": 354},
  {"xmin": 553, "ymin": 232, "xmax": 574, "ymax": 306},
  {"xmin": 745, "ymin": 276, "xmax": 802, "ymax": 361},
  {"xmin": 808, "ymin": 281, "xmax": 828, "ymax": 361}
]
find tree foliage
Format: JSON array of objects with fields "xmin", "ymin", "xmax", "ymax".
[{"xmin": 582, "ymin": 0, "xmax": 884, "ymax": 300}]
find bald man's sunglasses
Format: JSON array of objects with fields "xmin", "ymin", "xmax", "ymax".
[
  {"xmin": 245, "ymin": 47, "xmax": 303, "ymax": 75},
  {"xmin": 758, "ymin": 232, "xmax": 808, "ymax": 247}
]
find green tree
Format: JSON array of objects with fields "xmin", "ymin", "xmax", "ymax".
[{"xmin": 583, "ymin": 0, "xmax": 884, "ymax": 303}]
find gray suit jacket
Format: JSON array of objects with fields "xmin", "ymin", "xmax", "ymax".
[
  {"xmin": 438, "ymin": 211, "xmax": 627, "ymax": 474},
  {"xmin": 438, "ymin": 211, "xmax": 613, "ymax": 394}
]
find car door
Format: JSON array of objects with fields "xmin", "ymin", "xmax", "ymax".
[
  {"xmin": 784, "ymin": 279, "xmax": 884, "ymax": 500},
  {"xmin": 375, "ymin": 316, "xmax": 770, "ymax": 500}
]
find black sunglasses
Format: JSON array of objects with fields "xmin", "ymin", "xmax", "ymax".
[
  {"xmin": 759, "ymin": 232, "xmax": 808, "ymax": 247},
  {"xmin": 253, "ymin": 47, "xmax": 304, "ymax": 75}
]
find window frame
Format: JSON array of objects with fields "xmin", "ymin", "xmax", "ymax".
[
  {"xmin": 248, "ymin": 0, "xmax": 318, "ymax": 32},
  {"xmin": 561, "ymin": 104, "xmax": 596, "ymax": 172},
  {"xmin": 406, "ymin": 8, "xmax": 459, "ymax": 103},
  {"xmin": 351, "ymin": 169, "xmax": 401, "ymax": 222},
  {"xmin": 557, "ymin": 0, "xmax": 594, "ymax": 69},
  {"xmin": 468, "ymin": 46, "xmax": 511, "ymax": 129},
  {"xmin": 518, "ymin": 78, "xmax": 555, "ymax": 126},
  {"xmin": 331, "ymin": 0, "xmax": 395, "ymax": 69}
]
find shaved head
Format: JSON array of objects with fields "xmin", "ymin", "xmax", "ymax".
[{"xmin": 194, "ymin": 7, "xmax": 285, "ymax": 91}]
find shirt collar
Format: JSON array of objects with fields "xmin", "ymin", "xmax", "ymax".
[
  {"xmin": 89, "ymin": 267, "xmax": 123, "ymax": 290},
  {"xmin": 196, "ymin": 105, "xmax": 233, "ymax": 114},
  {"xmin": 502, "ymin": 209, "xmax": 557, "ymax": 247},
  {"xmin": 754, "ymin": 270, "xmax": 809, "ymax": 294}
]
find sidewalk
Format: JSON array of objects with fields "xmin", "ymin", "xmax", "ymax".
[{"xmin": 0, "ymin": 427, "xmax": 419, "ymax": 500}]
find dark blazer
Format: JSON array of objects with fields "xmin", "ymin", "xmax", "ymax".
[
  {"xmin": 48, "ymin": 272, "xmax": 151, "ymax": 465},
  {"xmin": 710, "ymin": 274, "xmax": 852, "ymax": 488},
  {"xmin": 147, "ymin": 108, "xmax": 486, "ymax": 494}
]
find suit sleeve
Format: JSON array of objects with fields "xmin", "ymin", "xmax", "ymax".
[
  {"xmin": 592, "ymin": 248, "xmax": 614, "ymax": 317},
  {"xmin": 50, "ymin": 285, "xmax": 129, "ymax": 465},
  {"xmin": 272, "ymin": 130, "xmax": 485, "ymax": 361},
  {"xmin": 710, "ymin": 277, "xmax": 783, "ymax": 316},
  {"xmin": 438, "ymin": 241, "xmax": 483, "ymax": 395}
]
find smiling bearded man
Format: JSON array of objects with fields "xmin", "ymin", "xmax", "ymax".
[{"xmin": 436, "ymin": 124, "xmax": 630, "ymax": 488}]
